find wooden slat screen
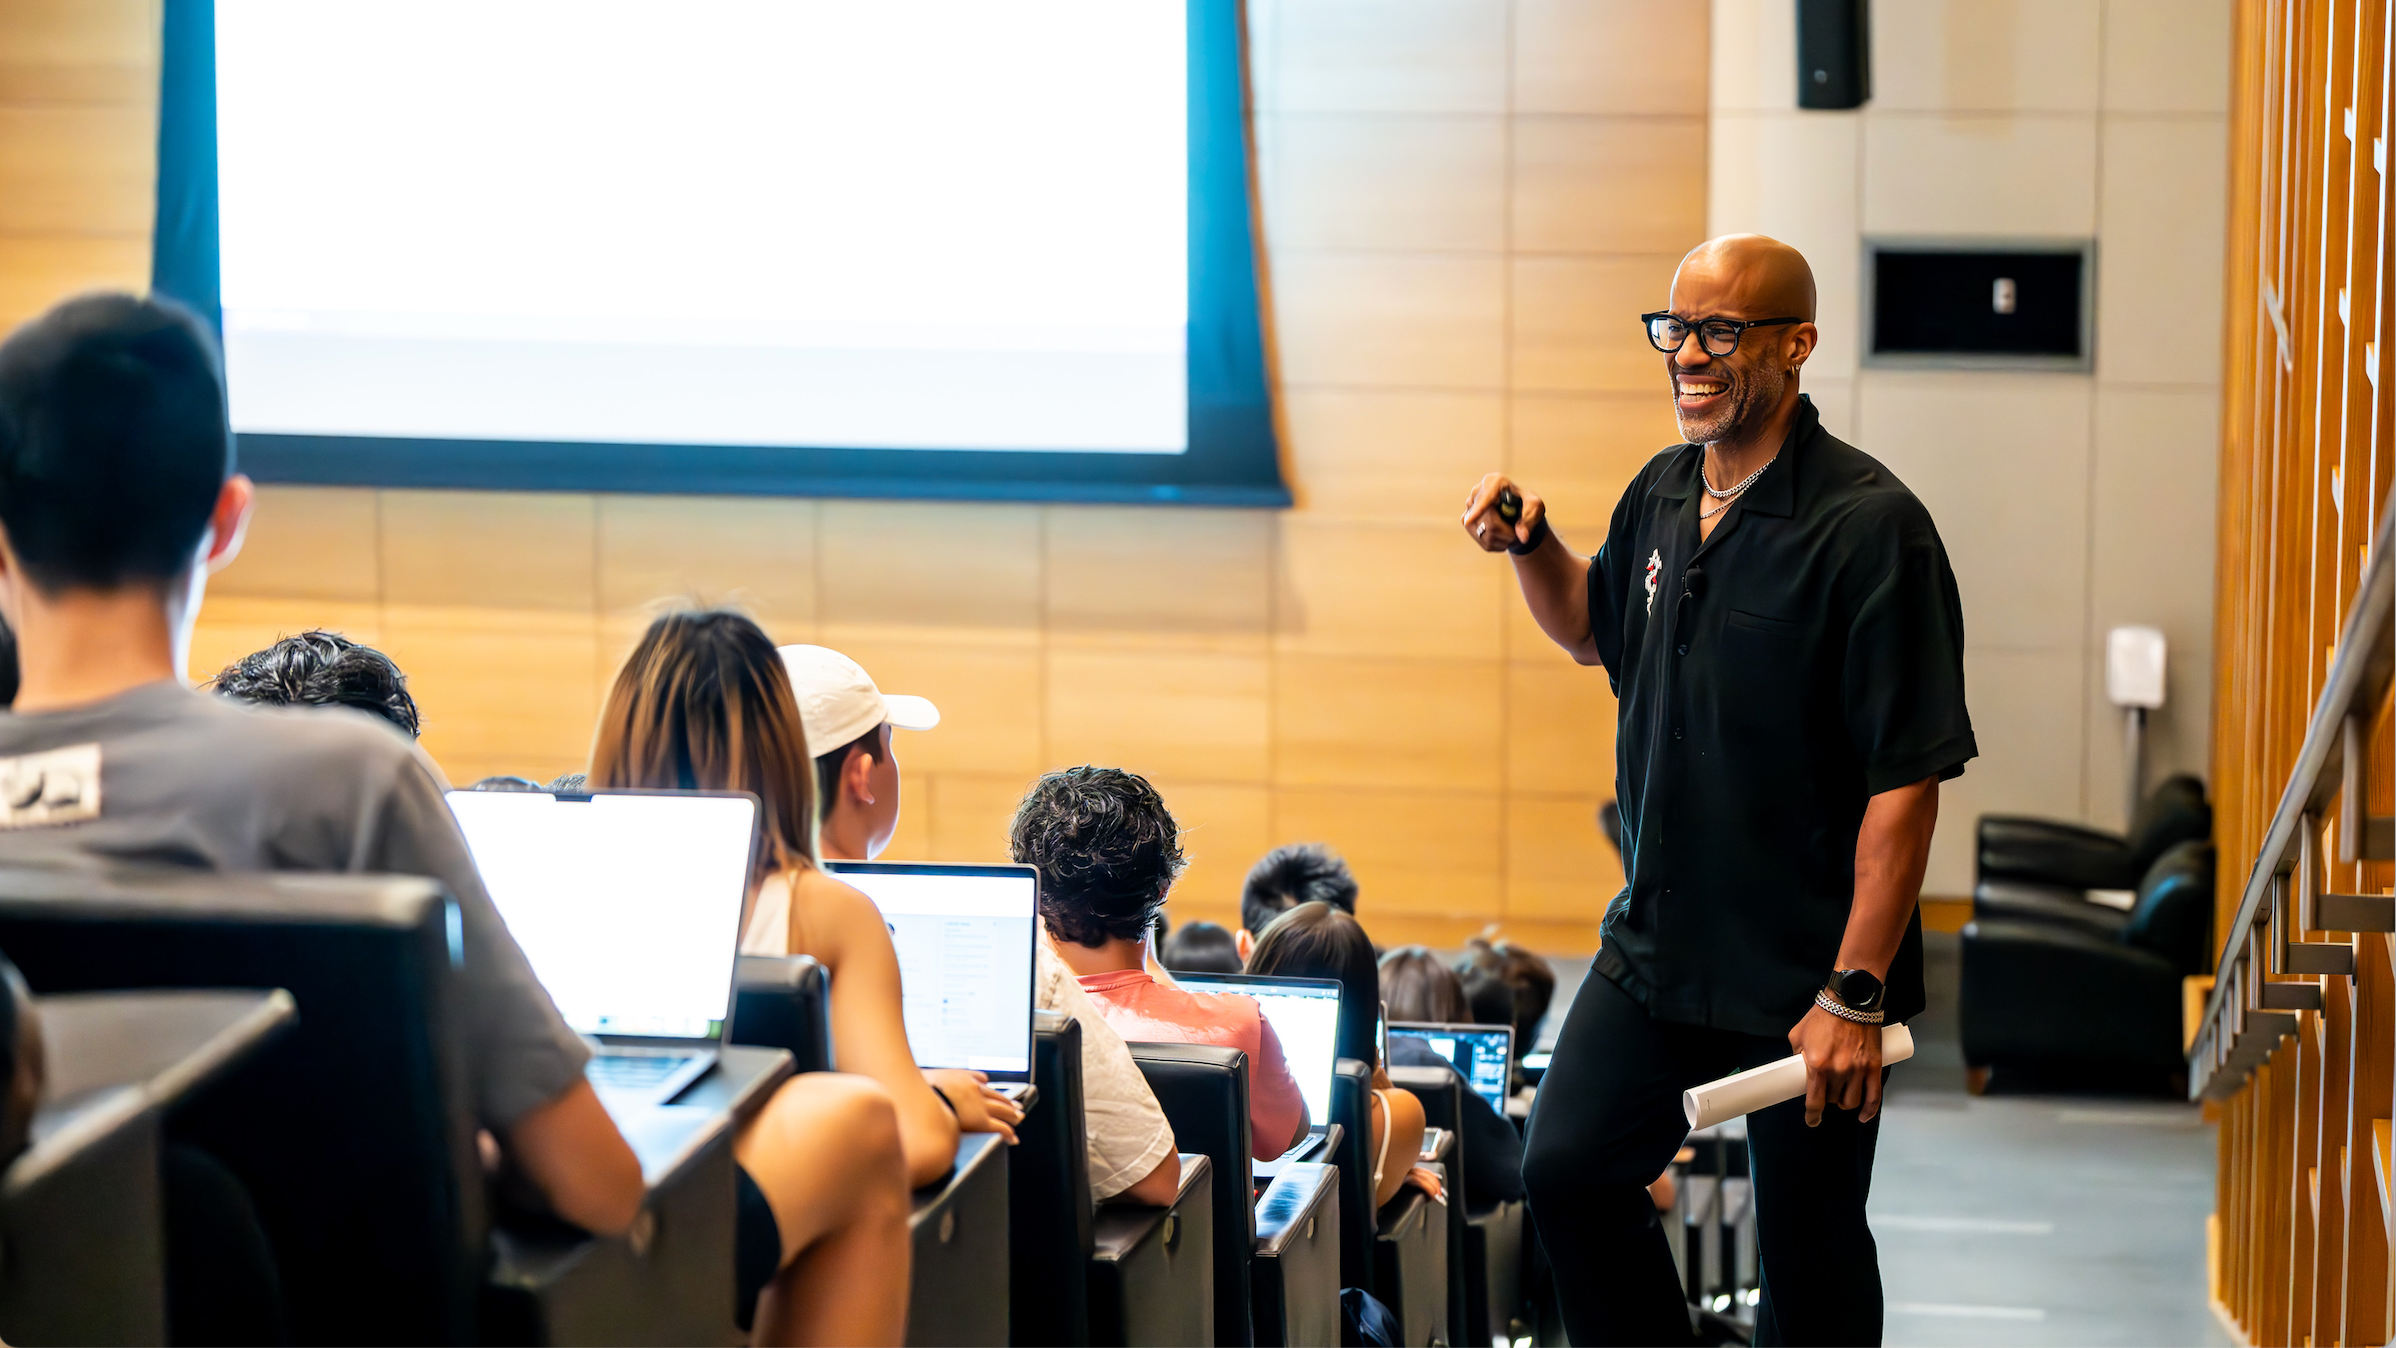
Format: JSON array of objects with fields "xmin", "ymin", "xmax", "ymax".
[{"xmin": 2213, "ymin": 0, "xmax": 2396, "ymax": 1342}]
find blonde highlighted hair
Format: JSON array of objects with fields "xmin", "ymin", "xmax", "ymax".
[{"xmin": 589, "ymin": 608, "xmax": 817, "ymax": 889}]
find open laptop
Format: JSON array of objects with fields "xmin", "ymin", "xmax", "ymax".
[
  {"xmin": 1390, "ymin": 1021, "xmax": 1515, "ymax": 1114},
  {"xmin": 447, "ymin": 788, "xmax": 757, "ymax": 1110},
  {"xmin": 823, "ymin": 861, "xmax": 1040, "ymax": 1100},
  {"xmin": 1169, "ymin": 972, "xmax": 1343, "ymax": 1176}
]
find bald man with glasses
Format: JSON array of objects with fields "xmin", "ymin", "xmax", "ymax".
[{"xmin": 1462, "ymin": 234, "xmax": 1976, "ymax": 1346}]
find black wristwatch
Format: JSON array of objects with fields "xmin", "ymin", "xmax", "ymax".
[{"xmin": 1823, "ymin": 968, "xmax": 1886, "ymax": 1014}]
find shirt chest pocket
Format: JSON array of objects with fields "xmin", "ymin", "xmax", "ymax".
[{"xmin": 1715, "ymin": 608, "xmax": 1811, "ymax": 728}]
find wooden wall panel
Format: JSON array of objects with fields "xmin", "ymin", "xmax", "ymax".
[{"xmin": 1, "ymin": 0, "xmax": 1709, "ymax": 950}]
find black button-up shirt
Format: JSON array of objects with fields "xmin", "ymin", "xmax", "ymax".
[{"xmin": 1586, "ymin": 397, "xmax": 1976, "ymax": 1036}]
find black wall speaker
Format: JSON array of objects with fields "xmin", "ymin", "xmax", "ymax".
[{"xmin": 1796, "ymin": 0, "xmax": 1870, "ymax": 109}]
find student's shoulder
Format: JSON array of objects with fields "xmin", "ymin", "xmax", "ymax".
[
  {"xmin": 194, "ymin": 695, "xmax": 431, "ymax": 784},
  {"xmin": 788, "ymin": 864, "xmax": 894, "ymax": 959}
]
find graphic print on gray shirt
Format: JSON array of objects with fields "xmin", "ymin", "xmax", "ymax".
[{"xmin": 0, "ymin": 679, "xmax": 588, "ymax": 1127}]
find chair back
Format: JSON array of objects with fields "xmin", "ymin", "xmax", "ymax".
[
  {"xmin": 1012, "ymin": 1014, "xmax": 1093, "ymax": 1346},
  {"xmin": 0, "ymin": 866, "xmax": 479, "ymax": 1344},
  {"xmin": 1329, "ymin": 1057, "xmax": 1376, "ymax": 1295},
  {"xmin": 1386, "ymin": 1065, "xmax": 1464, "ymax": 1212},
  {"xmin": 1130, "ymin": 1041, "xmax": 1254, "ymax": 1347},
  {"xmin": 1386, "ymin": 1064, "xmax": 1469, "ymax": 1345},
  {"xmin": 2122, "ymin": 840, "xmax": 2216, "ymax": 974},
  {"xmin": 2126, "ymin": 774, "xmax": 2211, "ymax": 871},
  {"xmin": 730, "ymin": 953, "xmax": 834, "ymax": 1072}
]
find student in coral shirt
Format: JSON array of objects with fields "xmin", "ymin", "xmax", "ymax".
[{"xmin": 1009, "ymin": 766, "xmax": 1312, "ymax": 1161}]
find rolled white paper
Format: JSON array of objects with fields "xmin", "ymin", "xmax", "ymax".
[{"xmin": 1682, "ymin": 1023, "xmax": 1916, "ymax": 1131}]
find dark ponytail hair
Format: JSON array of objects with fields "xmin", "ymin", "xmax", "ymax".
[{"xmin": 1246, "ymin": 901, "xmax": 1382, "ymax": 1069}]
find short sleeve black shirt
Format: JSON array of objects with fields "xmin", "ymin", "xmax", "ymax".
[{"xmin": 1586, "ymin": 397, "xmax": 1976, "ymax": 1036}]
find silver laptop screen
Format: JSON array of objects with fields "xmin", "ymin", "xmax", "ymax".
[
  {"xmin": 825, "ymin": 862, "xmax": 1038, "ymax": 1079},
  {"xmin": 1170, "ymin": 973, "xmax": 1342, "ymax": 1128},
  {"xmin": 448, "ymin": 790, "xmax": 755, "ymax": 1041}
]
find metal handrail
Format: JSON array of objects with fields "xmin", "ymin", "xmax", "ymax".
[{"xmin": 2189, "ymin": 495, "xmax": 2396, "ymax": 1098}]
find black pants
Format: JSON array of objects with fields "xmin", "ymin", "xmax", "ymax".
[{"xmin": 1520, "ymin": 971, "xmax": 1884, "ymax": 1347}]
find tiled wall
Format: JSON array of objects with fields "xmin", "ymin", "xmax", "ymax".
[
  {"xmin": 0, "ymin": 0, "xmax": 1712, "ymax": 950},
  {"xmin": 1709, "ymin": 0, "xmax": 2231, "ymax": 894}
]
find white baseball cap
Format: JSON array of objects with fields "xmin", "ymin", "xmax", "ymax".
[{"xmin": 777, "ymin": 645, "xmax": 941, "ymax": 757}]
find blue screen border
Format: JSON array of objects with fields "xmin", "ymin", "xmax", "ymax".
[{"xmin": 151, "ymin": 0, "xmax": 1291, "ymax": 508}]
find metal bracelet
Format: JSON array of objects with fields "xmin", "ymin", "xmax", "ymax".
[{"xmin": 1814, "ymin": 989, "xmax": 1885, "ymax": 1025}]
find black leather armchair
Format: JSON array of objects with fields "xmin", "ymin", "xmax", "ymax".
[
  {"xmin": 1975, "ymin": 773, "xmax": 2210, "ymax": 891},
  {"xmin": 1960, "ymin": 841, "xmax": 2215, "ymax": 1084}
]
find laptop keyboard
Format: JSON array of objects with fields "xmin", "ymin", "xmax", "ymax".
[{"xmin": 586, "ymin": 1052, "xmax": 700, "ymax": 1091}]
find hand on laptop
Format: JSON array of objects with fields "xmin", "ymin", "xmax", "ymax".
[{"xmin": 926, "ymin": 1069, "xmax": 1023, "ymax": 1145}]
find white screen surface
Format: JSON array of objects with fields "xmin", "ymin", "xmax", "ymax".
[
  {"xmin": 1239, "ymin": 987, "xmax": 1340, "ymax": 1128},
  {"xmin": 1178, "ymin": 976, "xmax": 1341, "ymax": 1129},
  {"xmin": 212, "ymin": 1, "xmax": 1189, "ymax": 453},
  {"xmin": 447, "ymin": 791, "xmax": 754, "ymax": 1039},
  {"xmin": 830, "ymin": 868, "xmax": 1037, "ymax": 1075}
]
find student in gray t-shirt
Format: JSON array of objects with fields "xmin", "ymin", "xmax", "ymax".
[
  {"xmin": 0, "ymin": 294, "xmax": 915, "ymax": 1344},
  {"xmin": 0, "ymin": 679, "xmax": 588, "ymax": 1128},
  {"xmin": 0, "ymin": 293, "xmax": 646, "ymax": 1238}
]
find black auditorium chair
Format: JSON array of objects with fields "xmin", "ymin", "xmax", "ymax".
[
  {"xmin": 906, "ymin": 1133, "xmax": 1011, "ymax": 1347},
  {"xmin": 1, "ymin": 979, "xmax": 294, "ymax": 1346},
  {"xmin": 0, "ymin": 865, "xmax": 780, "ymax": 1346},
  {"xmin": 1329, "ymin": 1058, "xmax": 1377, "ymax": 1295},
  {"xmin": 1960, "ymin": 840, "xmax": 2216, "ymax": 1088},
  {"xmin": 1132, "ymin": 1042, "xmax": 1341, "ymax": 1348},
  {"xmin": 1975, "ymin": 772, "xmax": 2210, "ymax": 893},
  {"xmin": 1013, "ymin": 1012, "xmax": 1213, "ymax": 1346},
  {"xmin": 730, "ymin": 953, "xmax": 833, "ymax": 1072},
  {"xmin": 1334, "ymin": 1058, "xmax": 1453, "ymax": 1347},
  {"xmin": 0, "ymin": 867, "xmax": 487, "ymax": 1342},
  {"xmin": 1388, "ymin": 1064, "xmax": 1473, "ymax": 1347},
  {"xmin": 731, "ymin": 947, "xmax": 1013, "ymax": 1347},
  {"xmin": 1249, "ymin": 1158, "xmax": 1342, "ymax": 1348},
  {"xmin": 1131, "ymin": 1042, "xmax": 1250, "ymax": 1345}
]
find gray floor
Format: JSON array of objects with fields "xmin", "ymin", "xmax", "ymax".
[{"xmin": 1529, "ymin": 934, "xmax": 2230, "ymax": 1346}]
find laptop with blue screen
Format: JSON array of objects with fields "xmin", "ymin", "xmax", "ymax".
[
  {"xmin": 1391, "ymin": 1021, "xmax": 1515, "ymax": 1114},
  {"xmin": 448, "ymin": 788, "xmax": 757, "ymax": 1110}
]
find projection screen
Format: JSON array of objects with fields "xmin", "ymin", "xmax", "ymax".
[{"xmin": 152, "ymin": 1, "xmax": 1286, "ymax": 504}]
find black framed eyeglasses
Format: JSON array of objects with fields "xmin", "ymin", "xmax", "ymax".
[{"xmin": 1641, "ymin": 312, "xmax": 1805, "ymax": 356}]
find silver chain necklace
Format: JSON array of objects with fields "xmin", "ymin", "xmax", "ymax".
[{"xmin": 1701, "ymin": 451, "xmax": 1775, "ymax": 499}]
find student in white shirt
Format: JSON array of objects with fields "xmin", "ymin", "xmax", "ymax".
[{"xmin": 777, "ymin": 644, "xmax": 1182, "ymax": 1205}]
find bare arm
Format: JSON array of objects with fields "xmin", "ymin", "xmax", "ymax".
[
  {"xmin": 1111, "ymin": 1151, "xmax": 1184, "ymax": 1207},
  {"xmin": 1791, "ymin": 775, "xmax": 1939, "ymax": 1126},
  {"xmin": 504, "ymin": 1079, "xmax": 646, "ymax": 1235},
  {"xmin": 1369, "ymin": 1078, "xmax": 1427, "ymax": 1209},
  {"xmin": 791, "ymin": 869, "xmax": 963, "ymax": 1188},
  {"xmin": 1461, "ymin": 474, "xmax": 1601, "ymax": 666}
]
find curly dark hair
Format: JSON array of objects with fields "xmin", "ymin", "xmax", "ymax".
[
  {"xmin": 1008, "ymin": 766, "xmax": 1185, "ymax": 948},
  {"xmin": 1240, "ymin": 842, "xmax": 1358, "ymax": 937},
  {"xmin": 208, "ymin": 630, "xmax": 421, "ymax": 737}
]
